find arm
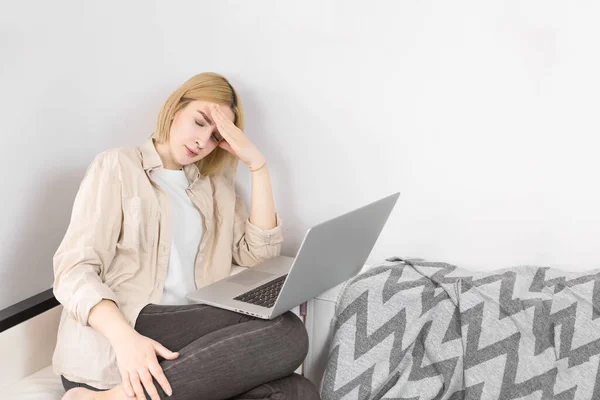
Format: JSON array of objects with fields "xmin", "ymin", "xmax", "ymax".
[
  {"xmin": 249, "ymin": 164, "xmax": 276, "ymax": 229},
  {"xmin": 231, "ymin": 165, "xmax": 284, "ymax": 267},
  {"xmin": 206, "ymin": 104, "xmax": 284, "ymax": 267},
  {"xmin": 88, "ymin": 299, "xmax": 134, "ymax": 342},
  {"xmin": 54, "ymin": 151, "xmax": 176, "ymax": 398},
  {"xmin": 52, "ymin": 151, "xmax": 125, "ymax": 329}
]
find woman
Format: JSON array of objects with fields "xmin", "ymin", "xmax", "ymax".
[{"xmin": 53, "ymin": 72, "xmax": 320, "ymax": 400}]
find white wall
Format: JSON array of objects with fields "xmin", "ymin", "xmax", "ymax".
[{"xmin": 2, "ymin": 0, "xmax": 600, "ymax": 310}]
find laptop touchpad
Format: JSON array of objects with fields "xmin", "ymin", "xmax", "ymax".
[{"xmin": 227, "ymin": 270, "xmax": 275, "ymax": 286}]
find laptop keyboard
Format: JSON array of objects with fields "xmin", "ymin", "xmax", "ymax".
[{"xmin": 233, "ymin": 274, "xmax": 288, "ymax": 308}]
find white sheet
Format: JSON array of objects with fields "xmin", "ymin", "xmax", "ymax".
[{"xmin": 4, "ymin": 365, "xmax": 64, "ymax": 399}]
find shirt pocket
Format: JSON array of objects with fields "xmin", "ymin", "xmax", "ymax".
[{"xmin": 121, "ymin": 196, "xmax": 157, "ymax": 252}]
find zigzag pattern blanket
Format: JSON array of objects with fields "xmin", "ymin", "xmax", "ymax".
[{"xmin": 319, "ymin": 257, "xmax": 600, "ymax": 400}]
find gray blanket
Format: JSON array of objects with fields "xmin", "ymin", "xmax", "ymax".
[{"xmin": 320, "ymin": 257, "xmax": 600, "ymax": 400}]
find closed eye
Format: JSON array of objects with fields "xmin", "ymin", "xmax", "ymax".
[{"xmin": 196, "ymin": 120, "xmax": 223, "ymax": 142}]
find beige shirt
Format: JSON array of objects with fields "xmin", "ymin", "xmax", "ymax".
[{"xmin": 51, "ymin": 137, "xmax": 284, "ymax": 389}]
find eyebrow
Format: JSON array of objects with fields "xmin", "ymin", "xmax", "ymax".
[{"xmin": 197, "ymin": 110, "xmax": 214, "ymax": 126}]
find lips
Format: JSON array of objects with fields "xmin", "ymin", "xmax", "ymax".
[{"xmin": 185, "ymin": 146, "xmax": 198, "ymax": 156}]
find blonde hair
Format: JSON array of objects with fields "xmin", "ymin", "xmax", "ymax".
[{"xmin": 151, "ymin": 72, "xmax": 243, "ymax": 182}]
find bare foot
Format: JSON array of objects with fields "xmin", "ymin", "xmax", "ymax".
[
  {"xmin": 95, "ymin": 385, "xmax": 134, "ymax": 400},
  {"xmin": 61, "ymin": 387, "xmax": 95, "ymax": 400},
  {"xmin": 61, "ymin": 384, "xmax": 131, "ymax": 400}
]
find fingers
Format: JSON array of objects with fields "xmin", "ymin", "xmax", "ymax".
[
  {"xmin": 138, "ymin": 368, "xmax": 161, "ymax": 400},
  {"xmin": 153, "ymin": 340, "xmax": 180, "ymax": 360},
  {"xmin": 209, "ymin": 103, "xmax": 223, "ymax": 120},
  {"xmin": 149, "ymin": 361, "xmax": 173, "ymax": 397},
  {"xmin": 210, "ymin": 104, "xmax": 236, "ymax": 141},
  {"xmin": 150, "ymin": 340, "xmax": 177, "ymax": 396},
  {"xmin": 209, "ymin": 104, "xmax": 223, "ymax": 127},
  {"xmin": 129, "ymin": 371, "xmax": 147, "ymax": 400},
  {"xmin": 120, "ymin": 371, "xmax": 135, "ymax": 397}
]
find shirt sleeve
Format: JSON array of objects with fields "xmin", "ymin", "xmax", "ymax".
[
  {"xmin": 52, "ymin": 150, "xmax": 121, "ymax": 327},
  {"xmin": 231, "ymin": 192, "xmax": 284, "ymax": 267}
]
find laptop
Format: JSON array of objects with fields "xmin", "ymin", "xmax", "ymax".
[{"xmin": 186, "ymin": 192, "xmax": 400, "ymax": 319}]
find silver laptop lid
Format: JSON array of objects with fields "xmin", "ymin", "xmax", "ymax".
[{"xmin": 270, "ymin": 192, "xmax": 400, "ymax": 318}]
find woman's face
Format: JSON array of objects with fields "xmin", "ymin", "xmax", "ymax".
[{"xmin": 167, "ymin": 99, "xmax": 235, "ymax": 168}]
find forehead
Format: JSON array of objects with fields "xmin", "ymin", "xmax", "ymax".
[{"xmin": 190, "ymin": 100, "xmax": 235, "ymax": 122}]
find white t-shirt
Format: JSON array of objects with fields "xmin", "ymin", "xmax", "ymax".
[{"xmin": 150, "ymin": 167, "xmax": 203, "ymax": 305}]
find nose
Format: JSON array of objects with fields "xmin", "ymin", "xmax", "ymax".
[{"xmin": 195, "ymin": 128, "xmax": 215, "ymax": 148}]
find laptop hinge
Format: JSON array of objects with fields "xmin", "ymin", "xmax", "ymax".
[{"xmin": 299, "ymin": 301, "xmax": 307, "ymax": 316}]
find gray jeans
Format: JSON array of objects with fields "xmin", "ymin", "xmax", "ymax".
[{"xmin": 61, "ymin": 303, "xmax": 320, "ymax": 400}]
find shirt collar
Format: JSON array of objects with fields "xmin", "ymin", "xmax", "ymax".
[{"xmin": 140, "ymin": 137, "xmax": 202, "ymax": 187}]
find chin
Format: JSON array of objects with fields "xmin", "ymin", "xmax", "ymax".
[
  {"xmin": 173, "ymin": 154, "xmax": 189, "ymax": 167},
  {"xmin": 180, "ymin": 154, "xmax": 200, "ymax": 166}
]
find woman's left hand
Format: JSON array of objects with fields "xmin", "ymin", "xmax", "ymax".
[{"xmin": 209, "ymin": 103, "xmax": 266, "ymax": 170}]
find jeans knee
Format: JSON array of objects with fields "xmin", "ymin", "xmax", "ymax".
[{"xmin": 279, "ymin": 311, "xmax": 309, "ymax": 365}]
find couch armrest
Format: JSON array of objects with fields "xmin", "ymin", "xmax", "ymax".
[{"xmin": 0, "ymin": 296, "xmax": 62, "ymax": 390}]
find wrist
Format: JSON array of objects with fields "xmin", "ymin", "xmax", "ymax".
[
  {"xmin": 89, "ymin": 299, "xmax": 135, "ymax": 344},
  {"xmin": 107, "ymin": 323, "xmax": 137, "ymax": 346},
  {"xmin": 248, "ymin": 159, "xmax": 267, "ymax": 173}
]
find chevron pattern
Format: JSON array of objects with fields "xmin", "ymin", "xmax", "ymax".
[{"xmin": 320, "ymin": 257, "xmax": 600, "ymax": 400}]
